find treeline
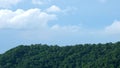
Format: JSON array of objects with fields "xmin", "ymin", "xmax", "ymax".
[{"xmin": 0, "ymin": 42, "xmax": 120, "ymax": 68}]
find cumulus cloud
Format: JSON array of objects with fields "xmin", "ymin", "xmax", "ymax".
[
  {"xmin": 0, "ymin": 0, "xmax": 21, "ymax": 8},
  {"xmin": 0, "ymin": 8, "xmax": 56, "ymax": 29},
  {"xmin": 46, "ymin": 5, "xmax": 61, "ymax": 13},
  {"xmin": 0, "ymin": 5, "xmax": 80, "ymax": 35},
  {"xmin": 1, "ymin": 6, "xmax": 120, "ymax": 38},
  {"xmin": 105, "ymin": 20, "xmax": 120, "ymax": 34}
]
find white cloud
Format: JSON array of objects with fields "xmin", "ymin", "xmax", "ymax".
[
  {"xmin": 0, "ymin": 4, "xmax": 79, "ymax": 33},
  {"xmin": 0, "ymin": 5, "xmax": 91, "ymax": 41},
  {"xmin": 0, "ymin": 5, "xmax": 77, "ymax": 30},
  {"xmin": 46, "ymin": 6, "xmax": 78, "ymax": 15},
  {"xmin": 46, "ymin": 5, "xmax": 61, "ymax": 13},
  {"xmin": 0, "ymin": 8, "xmax": 57, "ymax": 29},
  {"xmin": 105, "ymin": 20, "xmax": 120, "ymax": 34},
  {"xmin": 0, "ymin": 0, "xmax": 21, "ymax": 8}
]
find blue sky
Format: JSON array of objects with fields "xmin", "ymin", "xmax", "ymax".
[{"xmin": 0, "ymin": 0, "xmax": 120, "ymax": 53}]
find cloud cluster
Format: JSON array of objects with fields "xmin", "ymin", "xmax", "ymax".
[
  {"xmin": 0, "ymin": 5, "xmax": 82, "ymax": 40},
  {"xmin": 0, "ymin": 5, "xmax": 120, "ymax": 36},
  {"xmin": 0, "ymin": 0, "xmax": 120, "ymax": 42},
  {"xmin": 0, "ymin": 8, "xmax": 57, "ymax": 29}
]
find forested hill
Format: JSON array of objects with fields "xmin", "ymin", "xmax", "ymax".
[{"xmin": 0, "ymin": 42, "xmax": 120, "ymax": 68}]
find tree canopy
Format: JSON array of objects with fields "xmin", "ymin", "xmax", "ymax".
[{"xmin": 0, "ymin": 42, "xmax": 120, "ymax": 68}]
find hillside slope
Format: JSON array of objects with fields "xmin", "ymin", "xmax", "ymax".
[{"xmin": 0, "ymin": 42, "xmax": 120, "ymax": 68}]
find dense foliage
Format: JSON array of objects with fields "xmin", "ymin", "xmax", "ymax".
[{"xmin": 0, "ymin": 42, "xmax": 120, "ymax": 68}]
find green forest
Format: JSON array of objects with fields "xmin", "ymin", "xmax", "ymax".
[{"xmin": 0, "ymin": 42, "xmax": 120, "ymax": 68}]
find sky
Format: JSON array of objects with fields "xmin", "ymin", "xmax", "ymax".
[{"xmin": 0, "ymin": 0, "xmax": 120, "ymax": 53}]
